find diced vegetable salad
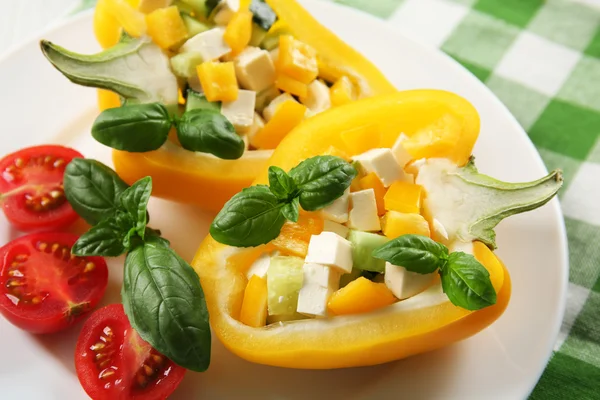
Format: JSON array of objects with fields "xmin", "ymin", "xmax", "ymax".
[{"xmin": 94, "ymin": 0, "xmax": 364, "ymax": 153}]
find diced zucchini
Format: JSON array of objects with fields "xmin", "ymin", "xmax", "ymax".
[
  {"xmin": 186, "ymin": 89, "xmax": 221, "ymax": 112},
  {"xmin": 255, "ymin": 85, "xmax": 280, "ymax": 113},
  {"xmin": 249, "ymin": 0, "xmax": 277, "ymax": 31},
  {"xmin": 348, "ymin": 230, "xmax": 389, "ymax": 273},
  {"xmin": 249, "ymin": 23, "xmax": 267, "ymax": 47},
  {"xmin": 173, "ymin": 0, "xmax": 196, "ymax": 14},
  {"xmin": 170, "ymin": 52, "xmax": 204, "ymax": 78},
  {"xmin": 181, "ymin": 13, "xmax": 212, "ymax": 36},
  {"xmin": 178, "ymin": 0, "xmax": 216, "ymax": 16},
  {"xmin": 267, "ymin": 256, "xmax": 304, "ymax": 316}
]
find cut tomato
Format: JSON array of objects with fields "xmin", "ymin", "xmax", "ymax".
[
  {"xmin": 0, "ymin": 232, "xmax": 108, "ymax": 333},
  {"xmin": 0, "ymin": 145, "xmax": 82, "ymax": 231},
  {"xmin": 75, "ymin": 304, "xmax": 186, "ymax": 400}
]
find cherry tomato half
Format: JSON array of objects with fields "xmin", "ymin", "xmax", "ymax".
[
  {"xmin": 0, "ymin": 232, "xmax": 108, "ymax": 333},
  {"xmin": 75, "ymin": 304, "xmax": 186, "ymax": 400},
  {"xmin": 0, "ymin": 145, "xmax": 82, "ymax": 231}
]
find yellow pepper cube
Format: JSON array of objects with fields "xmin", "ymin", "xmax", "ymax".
[
  {"xmin": 381, "ymin": 211, "xmax": 431, "ymax": 239},
  {"xmin": 252, "ymin": 100, "xmax": 306, "ymax": 149},
  {"xmin": 383, "ymin": 181, "xmax": 423, "ymax": 214},
  {"xmin": 275, "ymin": 74, "xmax": 308, "ymax": 98},
  {"xmin": 359, "ymin": 173, "xmax": 386, "ymax": 215},
  {"xmin": 239, "ymin": 275, "xmax": 268, "ymax": 328},
  {"xmin": 402, "ymin": 114, "xmax": 463, "ymax": 161},
  {"xmin": 322, "ymin": 145, "xmax": 351, "ymax": 161},
  {"xmin": 328, "ymin": 277, "xmax": 396, "ymax": 316},
  {"xmin": 97, "ymin": 89, "xmax": 121, "ymax": 111},
  {"xmin": 272, "ymin": 214, "xmax": 323, "ymax": 257},
  {"xmin": 277, "ymin": 35, "xmax": 319, "ymax": 84},
  {"xmin": 196, "ymin": 62, "xmax": 239, "ymax": 102},
  {"xmin": 330, "ymin": 76, "xmax": 356, "ymax": 107},
  {"xmin": 146, "ymin": 6, "xmax": 188, "ymax": 50},
  {"xmin": 106, "ymin": 0, "xmax": 147, "ymax": 37},
  {"xmin": 340, "ymin": 123, "xmax": 381, "ymax": 156},
  {"xmin": 224, "ymin": 10, "xmax": 253, "ymax": 55},
  {"xmin": 94, "ymin": 0, "xmax": 122, "ymax": 49}
]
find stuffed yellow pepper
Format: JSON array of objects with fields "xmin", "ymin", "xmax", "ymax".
[
  {"xmin": 192, "ymin": 90, "xmax": 562, "ymax": 369},
  {"xmin": 40, "ymin": 0, "xmax": 394, "ymax": 211}
]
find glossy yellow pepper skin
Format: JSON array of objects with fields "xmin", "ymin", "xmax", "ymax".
[
  {"xmin": 191, "ymin": 91, "xmax": 511, "ymax": 369},
  {"xmin": 94, "ymin": 0, "xmax": 395, "ymax": 211}
]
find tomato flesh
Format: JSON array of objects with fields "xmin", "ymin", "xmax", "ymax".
[
  {"xmin": 0, "ymin": 145, "xmax": 82, "ymax": 231},
  {"xmin": 76, "ymin": 304, "xmax": 186, "ymax": 400},
  {"xmin": 0, "ymin": 232, "xmax": 108, "ymax": 333}
]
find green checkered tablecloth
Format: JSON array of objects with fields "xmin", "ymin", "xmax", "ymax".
[{"xmin": 74, "ymin": 0, "xmax": 599, "ymax": 397}]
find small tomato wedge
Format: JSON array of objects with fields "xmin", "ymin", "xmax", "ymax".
[
  {"xmin": 0, "ymin": 232, "xmax": 108, "ymax": 333},
  {"xmin": 0, "ymin": 145, "xmax": 82, "ymax": 231},
  {"xmin": 76, "ymin": 304, "xmax": 186, "ymax": 400}
]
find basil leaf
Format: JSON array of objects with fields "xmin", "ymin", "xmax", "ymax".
[
  {"xmin": 92, "ymin": 103, "xmax": 172, "ymax": 152},
  {"xmin": 72, "ymin": 216, "xmax": 132, "ymax": 256},
  {"xmin": 210, "ymin": 185, "xmax": 287, "ymax": 247},
  {"xmin": 289, "ymin": 156, "xmax": 357, "ymax": 211},
  {"xmin": 177, "ymin": 109, "xmax": 245, "ymax": 160},
  {"xmin": 268, "ymin": 166, "xmax": 297, "ymax": 200},
  {"xmin": 281, "ymin": 197, "xmax": 299, "ymax": 223},
  {"xmin": 440, "ymin": 252, "xmax": 497, "ymax": 311},
  {"xmin": 250, "ymin": 0, "xmax": 277, "ymax": 30},
  {"xmin": 119, "ymin": 176, "xmax": 152, "ymax": 238},
  {"xmin": 371, "ymin": 234, "xmax": 448, "ymax": 274},
  {"xmin": 122, "ymin": 236, "xmax": 211, "ymax": 372},
  {"xmin": 64, "ymin": 158, "xmax": 129, "ymax": 225}
]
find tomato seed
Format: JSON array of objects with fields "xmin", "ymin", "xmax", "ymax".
[
  {"xmin": 84, "ymin": 262, "xmax": 95, "ymax": 273},
  {"xmin": 99, "ymin": 368, "xmax": 116, "ymax": 380},
  {"xmin": 143, "ymin": 364, "xmax": 154, "ymax": 376},
  {"xmin": 31, "ymin": 296, "xmax": 41, "ymax": 305},
  {"xmin": 14, "ymin": 254, "xmax": 28, "ymax": 262},
  {"xmin": 37, "ymin": 242, "xmax": 48, "ymax": 251},
  {"xmin": 136, "ymin": 373, "xmax": 148, "ymax": 388},
  {"xmin": 8, "ymin": 269, "xmax": 23, "ymax": 277},
  {"xmin": 53, "ymin": 159, "xmax": 65, "ymax": 168},
  {"xmin": 14, "ymin": 158, "xmax": 24, "ymax": 168},
  {"xmin": 90, "ymin": 342, "xmax": 105, "ymax": 351}
]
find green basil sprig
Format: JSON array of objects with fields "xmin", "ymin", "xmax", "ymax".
[
  {"xmin": 372, "ymin": 234, "xmax": 497, "ymax": 311},
  {"xmin": 90, "ymin": 101, "xmax": 244, "ymax": 159},
  {"xmin": 64, "ymin": 158, "xmax": 211, "ymax": 372},
  {"xmin": 210, "ymin": 156, "xmax": 357, "ymax": 247}
]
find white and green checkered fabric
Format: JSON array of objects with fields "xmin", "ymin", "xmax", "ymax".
[{"xmin": 75, "ymin": 0, "xmax": 600, "ymax": 397}]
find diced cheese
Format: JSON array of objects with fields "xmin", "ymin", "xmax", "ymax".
[
  {"xmin": 270, "ymin": 47, "xmax": 279, "ymax": 64},
  {"xmin": 246, "ymin": 252, "xmax": 271, "ymax": 279},
  {"xmin": 297, "ymin": 263, "xmax": 340, "ymax": 317},
  {"xmin": 213, "ymin": 0, "xmax": 240, "ymax": 25},
  {"xmin": 221, "ymin": 89, "xmax": 256, "ymax": 133},
  {"xmin": 348, "ymin": 189, "xmax": 381, "ymax": 232},
  {"xmin": 432, "ymin": 218, "xmax": 449, "ymax": 242},
  {"xmin": 262, "ymin": 93, "xmax": 296, "ymax": 122},
  {"xmin": 320, "ymin": 188, "xmax": 349, "ymax": 223},
  {"xmin": 180, "ymin": 27, "xmax": 231, "ymax": 61},
  {"xmin": 450, "ymin": 241, "xmax": 474, "ymax": 256},
  {"xmin": 246, "ymin": 112, "xmax": 265, "ymax": 148},
  {"xmin": 305, "ymin": 232, "xmax": 353, "ymax": 274},
  {"xmin": 300, "ymin": 80, "xmax": 331, "ymax": 114},
  {"xmin": 391, "ymin": 133, "xmax": 412, "ymax": 167},
  {"xmin": 323, "ymin": 220, "xmax": 349, "ymax": 238},
  {"xmin": 385, "ymin": 262, "xmax": 435, "ymax": 300},
  {"xmin": 353, "ymin": 148, "xmax": 407, "ymax": 187},
  {"xmin": 234, "ymin": 47, "xmax": 276, "ymax": 91}
]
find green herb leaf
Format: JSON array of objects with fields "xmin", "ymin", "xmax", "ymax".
[
  {"xmin": 122, "ymin": 236, "xmax": 211, "ymax": 372},
  {"xmin": 64, "ymin": 158, "xmax": 129, "ymax": 225},
  {"xmin": 250, "ymin": 0, "xmax": 277, "ymax": 30},
  {"xmin": 268, "ymin": 166, "xmax": 297, "ymax": 200},
  {"xmin": 92, "ymin": 103, "xmax": 172, "ymax": 152},
  {"xmin": 177, "ymin": 109, "xmax": 245, "ymax": 159},
  {"xmin": 281, "ymin": 197, "xmax": 299, "ymax": 223},
  {"xmin": 371, "ymin": 234, "xmax": 448, "ymax": 274},
  {"xmin": 440, "ymin": 252, "xmax": 497, "ymax": 310},
  {"xmin": 289, "ymin": 156, "xmax": 357, "ymax": 211},
  {"xmin": 210, "ymin": 185, "xmax": 287, "ymax": 247},
  {"xmin": 119, "ymin": 177, "xmax": 152, "ymax": 238},
  {"xmin": 72, "ymin": 217, "xmax": 131, "ymax": 257}
]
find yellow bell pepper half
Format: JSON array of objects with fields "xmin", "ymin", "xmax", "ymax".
[
  {"xmin": 191, "ymin": 91, "xmax": 510, "ymax": 369},
  {"xmin": 100, "ymin": 0, "xmax": 395, "ymax": 212}
]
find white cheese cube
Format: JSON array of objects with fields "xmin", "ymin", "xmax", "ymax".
[
  {"xmin": 432, "ymin": 218, "xmax": 449, "ymax": 242},
  {"xmin": 246, "ymin": 252, "xmax": 271, "ymax": 280},
  {"xmin": 187, "ymin": 75, "xmax": 203, "ymax": 93},
  {"xmin": 320, "ymin": 188, "xmax": 349, "ymax": 224},
  {"xmin": 300, "ymin": 80, "xmax": 331, "ymax": 114},
  {"xmin": 348, "ymin": 189, "xmax": 381, "ymax": 232},
  {"xmin": 262, "ymin": 93, "xmax": 296, "ymax": 122},
  {"xmin": 180, "ymin": 27, "xmax": 231, "ymax": 61},
  {"xmin": 385, "ymin": 262, "xmax": 435, "ymax": 300},
  {"xmin": 391, "ymin": 133, "xmax": 412, "ymax": 167},
  {"xmin": 450, "ymin": 241, "xmax": 474, "ymax": 256},
  {"xmin": 353, "ymin": 148, "xmax": 406, "ymax": 187},
  {"xmin": 297, "ymin": 263, "xmax": 340, "ymax": 317},
  {"xmin": 221, "ymin": 90, "xmax": 256, "ymax": 133},
  {"xmin": 269, "ymin": 47, "xmax": 279, "ymax": 64},
  {"xmin": 246, "ymin": 112, "xmax": 265, "ymax": 148},
  {"xmin": 213, "ymin": 0, "xmax": 240, "ymax": 25},
  {"xmin": 234, "ymin": 47, "xmax": 276, "ymax": 92},
  {"xmin": 138, "ymin": 0, "xmax": 173, "ymax": 13},
  {"xmin": 305, "ymin": 232, "xmax": 353, "ymax": 274},
  {"xmin": 323, "ymin": 220, "xmax": 349, "ymax": 238}
]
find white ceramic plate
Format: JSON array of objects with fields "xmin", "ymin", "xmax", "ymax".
[{"xmin": 0, "ymin": 2, "xmax": 568, "ymax": 399}]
